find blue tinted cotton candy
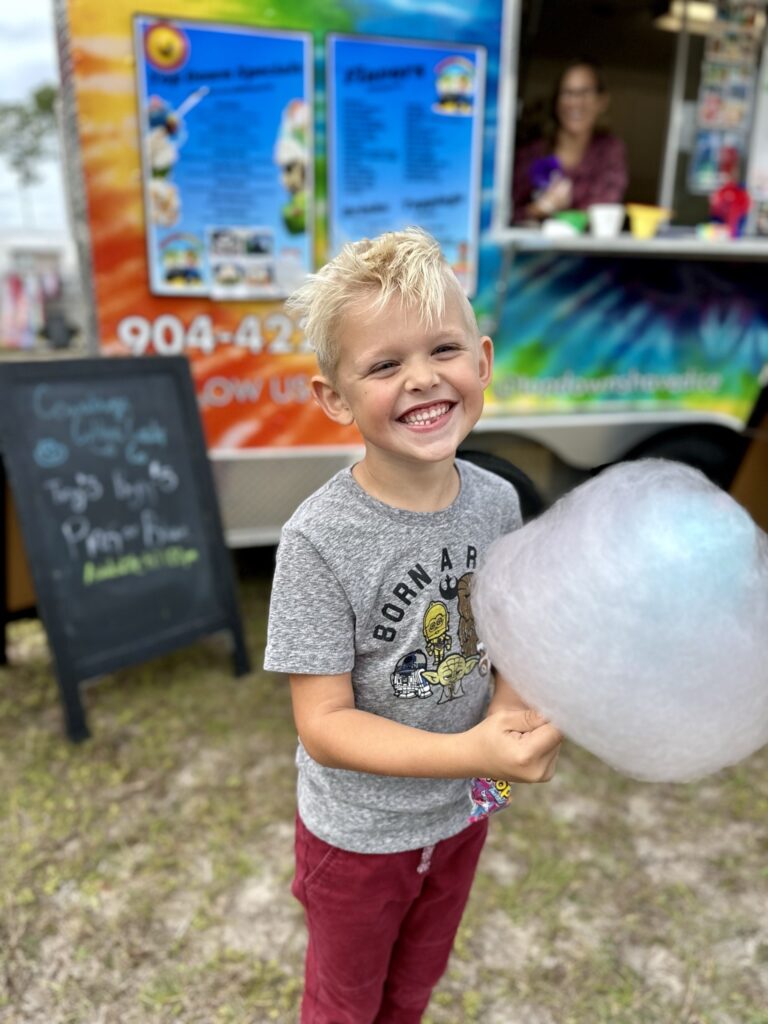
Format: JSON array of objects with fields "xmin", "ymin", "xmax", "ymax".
[{"xmin": 472, "ymin": 459, "xmax": 768, "ymax": 782}]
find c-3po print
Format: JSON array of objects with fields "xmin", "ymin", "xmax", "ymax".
[{"xmin": 422, "ymin": 600, "xmax": 452, "ymax": 666}]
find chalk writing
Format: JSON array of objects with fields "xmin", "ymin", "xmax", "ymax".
[
  {"xmin": 82, "ymin": 546, "xmax": 200, "ymax": 585},
  {"xmin": 34, "ymin": 437, "xmax": 69, "ymax": 468},
  {"xmin": 32, "ymin": 385, "xmax": 168, "ymax": 464},
  {"xmin": 111, "ymin": 461, "xmax": 180, "ymax": 510},
  {"xmin": 60, "ymin": 510, "xmax": 189, "ymax": 560},
  {"xmin": 44, "ymin": 474, "xmax": 104, "ymax": 514}
]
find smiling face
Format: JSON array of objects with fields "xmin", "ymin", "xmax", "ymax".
[
  {"xmin": 312, "ymin": 287, "xmax": 492, "ymax": 475},
  {"xmin": 555, "ymin": 64, "xmax": 607, "ymax": 140}
]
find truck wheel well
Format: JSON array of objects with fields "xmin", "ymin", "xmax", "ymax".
[{"xmin": 617, "ymin": 424, "xmax": 748, "ymax": 490}]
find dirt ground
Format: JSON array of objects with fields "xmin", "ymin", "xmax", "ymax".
[{"xmin": 1, "ymin": 551, "xmax": 767, "ymax": 1024}]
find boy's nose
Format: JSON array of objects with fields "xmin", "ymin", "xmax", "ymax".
[{"xmin": 404, "ymin": 359, "xmax": 439, "ymax": 391}]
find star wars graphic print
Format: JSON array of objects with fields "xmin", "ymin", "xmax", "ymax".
[
  {"xmin": 378, "ymin": 547, "xmax": 512, "ymax": 821},
  {"xmin": 383, "ymin": 550, "xmax": 484, "ymax": 707}
]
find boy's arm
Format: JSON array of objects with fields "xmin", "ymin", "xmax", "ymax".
[
  {"xmin": 290, "ymin": 672, "xmax": 562, "ymax": 784},
  {"xmin": 486, "ymin": 670, "xmax": 530, "ymax": 715}
]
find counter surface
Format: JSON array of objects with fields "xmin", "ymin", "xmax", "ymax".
[{"xmin": 495, "ymin": 228, "xmax": 768, "ymax": 260}]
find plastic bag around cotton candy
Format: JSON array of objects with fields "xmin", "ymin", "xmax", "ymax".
[{"xmin": 471, "ymin": 458, "xmax": 768, "ymax": 783}]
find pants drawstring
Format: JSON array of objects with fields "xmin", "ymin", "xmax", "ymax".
[{"xmin": 416, "ymin": 844, "xmax": 435, "ymax": 874}]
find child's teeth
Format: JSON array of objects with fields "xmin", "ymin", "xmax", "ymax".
[{"xmin": 404, "ymin": 403, "xmax": 449, "ymax": 424}]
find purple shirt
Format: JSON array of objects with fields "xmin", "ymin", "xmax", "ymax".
[{"xmin": 512, "ymin": 132, "xmax": 628, "ymax": 222}]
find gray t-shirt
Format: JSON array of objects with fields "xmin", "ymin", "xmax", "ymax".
[{"xmin": 263, "ymin": 459, "xmax": 521, "ymax": 853}]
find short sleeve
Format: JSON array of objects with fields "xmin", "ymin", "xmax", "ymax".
[
  {"xmin": 504, "ymin": 484, "xmax": 523, "ymax": 533},
  {"xmin": 263, "ymin": 527, "xmax": 356, "ymax": 676}
]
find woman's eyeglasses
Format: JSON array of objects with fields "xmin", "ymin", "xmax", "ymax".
[{"xmin": 559, "ymin": 87, "xmax": 599, "ymax": 100}]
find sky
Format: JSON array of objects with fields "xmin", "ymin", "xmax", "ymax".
[
  {"xmin": 0, "ymin": 0, "xmax": 68, "ymax": 232},
  {"xmin": 0, "ymin": 0, "xmax": 59, "ymax": 102}
]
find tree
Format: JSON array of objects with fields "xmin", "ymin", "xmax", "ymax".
[{"xmin": 0, "ymin": 84, "xmax": 58, "ymax": 188}]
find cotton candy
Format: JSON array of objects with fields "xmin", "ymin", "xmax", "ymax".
[{"xmin": 472, "ymin": 459, "xmax": 768, "ymax": 782}]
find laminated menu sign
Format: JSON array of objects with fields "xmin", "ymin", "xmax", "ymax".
[
  {"xmin": 133, "ymin": 16, "xmax": 313, "ymax": 299},
  {"xmin": 327, "ymin": 35, "xmax": 485, "ymax": 296}
]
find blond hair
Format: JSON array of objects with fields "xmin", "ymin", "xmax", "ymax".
[{"xmin": 286, "ymin": 227, "xmax": 478, "ymax": 380}]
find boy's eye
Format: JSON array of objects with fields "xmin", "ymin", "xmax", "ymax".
[
  {"xmin": 369, "ymin": 361, "xmax": 398, "ymax": 375},
  {"xmin": 434, "ymin": 343, "xmax": 460, "ymax": 356}
]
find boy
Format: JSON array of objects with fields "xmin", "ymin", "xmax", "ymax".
[{"xmin": 264, "ymin": 227, "xmax": 562, "ymax": 1023}]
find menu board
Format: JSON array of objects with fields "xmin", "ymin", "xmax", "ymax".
[
  {"xmin": 134, "ymin": 16, "xmax": 313, "ymax": 299},
  {"xmin": 0, "ymin": 358, "xmax": 249, "ymax": 741},
  {"xmin": 327, "ymin": 34, "xmax": 485, "ymax": 296}
]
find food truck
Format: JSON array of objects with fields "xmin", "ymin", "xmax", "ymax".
[{"xmin": 55, "ymin": 0, "xmax": 768, "ymax": 543}]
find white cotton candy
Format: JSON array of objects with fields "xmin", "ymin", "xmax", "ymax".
[{"xmin": 472, "ymin": 459, "xmax": 768, "ymax": 782}]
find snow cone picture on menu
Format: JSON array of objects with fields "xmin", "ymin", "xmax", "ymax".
[{"xmin": 433, "ymin": 55, "xmax": 476, "ymax": 115}]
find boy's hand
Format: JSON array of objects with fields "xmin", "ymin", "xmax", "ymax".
[{"xmin": 463, "ymin": 708, "xmax": 562, "ymax": 783}]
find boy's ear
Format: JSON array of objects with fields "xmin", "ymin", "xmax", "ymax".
[
  {"xmin": 478, "ymin": 336, "xmax": 494, "ymax": 387},
  {"xmin": 311, "ymin": 375, "xmax": 355, "ymax": 426}
]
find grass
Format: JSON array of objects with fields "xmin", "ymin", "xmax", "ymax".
[{"xmin": 1, "ymin": 548, "xmax": 767, "ymax": 1023}]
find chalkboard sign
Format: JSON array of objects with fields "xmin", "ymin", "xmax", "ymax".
[{"xmin": 0, "ymin": 356, "xmax": 249, "ymax": 741}]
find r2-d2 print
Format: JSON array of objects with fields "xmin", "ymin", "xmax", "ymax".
[{"xmin": 390, "ymin": 650, "xmax": 432, "ymax": 699}]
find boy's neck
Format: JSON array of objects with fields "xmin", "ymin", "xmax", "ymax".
[{"xmin": 352, "ymin": 454, "xmax": 460, "ymax": 512}]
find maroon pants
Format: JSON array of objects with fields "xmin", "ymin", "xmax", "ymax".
[{"xmin": 291, "ymin": 814, "xmax": 489, "ymax": 1024}]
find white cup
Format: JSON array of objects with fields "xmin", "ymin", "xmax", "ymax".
[{"xmin": 588, "ymin": 203, "xmax": 625, "ymax": 238}]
